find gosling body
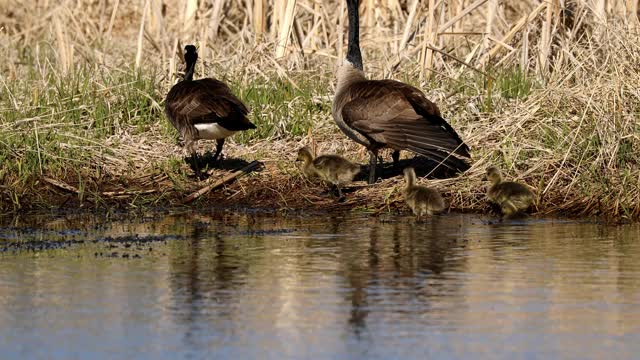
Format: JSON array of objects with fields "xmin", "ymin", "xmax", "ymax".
[
  {"xmin": 403, "ymin": 167, "xmax": 446, "ymax": 219},
  {"xmin": 297, "ymin": 147, "xmax": 360, "ymax": 197},
  {"xmin": 485, "ymin": 166, "xmax": 534, "ymax": 217}
]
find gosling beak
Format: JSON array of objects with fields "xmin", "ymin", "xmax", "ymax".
[{"xmin": 481, "ymin": 176, "xmax": 487, "ymax": 181}]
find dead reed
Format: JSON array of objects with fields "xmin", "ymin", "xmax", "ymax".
[{"xmin": 0, "ymin": 1, "xmax": 639, "ymax": 220}]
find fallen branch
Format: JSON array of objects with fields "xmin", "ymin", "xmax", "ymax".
[
  {"xmin": 101, "ymin": 189, "xmax": 158, "ymax": 197},
  {"xmin": 43, "ymin": 177, "xmax": 158, "ymax": 198},
  {"xmin": 43, "ymin": 176, "xmax": 78, "ymax": 193},
  {"xmin": 182, "ymin": 160, "xmax": 262, "ymax": 204}
]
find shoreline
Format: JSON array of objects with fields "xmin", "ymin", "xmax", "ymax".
[{"xmin": 0, "ymin": 144, "xmax": 617, "ymax": 224}]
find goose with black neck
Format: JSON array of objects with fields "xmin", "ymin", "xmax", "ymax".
[
  {"xmin": 332, "ymin": 0, "xmax": 472, "ymax": 184},
  {"xmin": 165, "ymin": 45, "xmax": 256, "ymax": 178}
]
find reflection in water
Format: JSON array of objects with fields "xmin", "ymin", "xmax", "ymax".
[{"xmin": 0, "ymin": 212, "xmax": 640, "ymax": 359}]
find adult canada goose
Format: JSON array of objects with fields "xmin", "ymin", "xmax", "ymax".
[
  {"xmin": 297, "ymin": 146, "xmax": 360, "ymax": 198},
  {"xmin": 165, "ymin": 45, "xmax": 255, "ymax": 178},
  {"xmin": 333, "ymin": 0, "xmax": 471, "ymax": 184},
  {"xmin": 403, "ymin": 167, "xmax": 446, "ymax": 219},
  {"xmin": 485, "ymin": 165, "xmax": 534, "ymax": 217}
]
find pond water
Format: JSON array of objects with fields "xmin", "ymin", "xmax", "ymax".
[{"xmin": 1, "ymin": 211, "xmax": 639, "ymax": 359}]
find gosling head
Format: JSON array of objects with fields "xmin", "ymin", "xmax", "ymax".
[
  {"xmin": 485, "ymin": 166, "xmax": 503, "ymax": 185},
  {"xmin": 296, "ymin": 146, "xmax": 314, "ymax": 162}
]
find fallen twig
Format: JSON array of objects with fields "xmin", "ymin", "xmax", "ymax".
[
  {"xmin": 101, "ymin": 189, "xmax": 158, "ymax": 197},
  {"xmin": 43, "ymin": 176, "xmax": 158, "ymax": 198},
  {"xmin": 182, "ymin": 160, "xmax": 262, "ymax": 204},
  {"xmin": 43, "ymin": 176, "xmax": 79, "ymax": 193}
]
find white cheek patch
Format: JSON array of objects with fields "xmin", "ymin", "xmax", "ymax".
[{"xmin": 194, "ymin": 123, "xmax": 237, "ymax": 139}]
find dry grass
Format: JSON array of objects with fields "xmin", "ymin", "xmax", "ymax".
[{"xmin": 0, "ymin": 1, "xmax": 639, "ymax": 220}]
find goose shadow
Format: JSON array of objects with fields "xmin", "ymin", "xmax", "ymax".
[
  {"xmin": 354, "ymin": 155, "xmax": 470, "ymax": 182},
  {"xmin": 184, "ymin": 151, "xmax": 253, "ymax": 173}
]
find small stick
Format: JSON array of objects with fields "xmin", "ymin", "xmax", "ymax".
[
  {"xmin": 182, "ymin": 161, "xmax": 262, "ymax": 204},
  {"xmin": 425, "ymin": 43, "xmax": 491, "ymax": 78},
  {"xmin": 439, "ymin": 0, "xmax": 489, "ymax": 34},
  {"xmin": 43, "ymin": 177, "xmax": 79, "ymax": 193},
  {"xmin": 538, "ymin": 0, "xmax": 556, "ymax": 75},
  {"xmin": 43, "ymin": 177, "xmax": 158, "ymax": 198},
  {"xmin": 253, "ymin": 0, "xmax": 266, "ymax": 38},
  {"xmin": 420, "ymin": 0, "xmax": 437, "ymax": 80},
  {"xmin": 480, "ymin": 2, "xmax": 546, "ymax": 64},
  {"xmin": 34, "ymin": 120, "xmax": 43, "ymax": 175},
  {"xmin": 107, "ymin": 0, "xmax": 120, "ymax": 38},
  {"xmin": 395, "ymin": 0, "xmax": 488, "ymax": 72},
  {"xmin": 135, "ymin": 0, "xmax": 149, "ymax": 70},
  {"xmin": 399, "ymin": 0, "xmax": 420, "ymax": 51},
  {"xmin": 336, "ymin": 0, "xmax": 345, "ymax": 62},
  {"xmin": 208, "ymin": 0, "xmax": 226, "ymax": 41},
  {"xmin": 275, "ymin": 0, "xmax": 297, "ymax": 58},
  {"xmin": 101, "ymin": 189, "xmax": 158, "ymax": 197},
  {"xmin": 484, "ymin": 0, "xmax": 498, "ymax": 50}
]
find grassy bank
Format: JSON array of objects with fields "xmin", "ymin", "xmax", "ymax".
[{"xmin": 1, "ymin": 1, "xmax": 640, "ymax": 220}]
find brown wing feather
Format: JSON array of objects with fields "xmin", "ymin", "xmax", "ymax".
[
  {"xmin": 165, "ymin": 78, "xmax": 255, "ymax": 139},
  {"xmin": 340, "ymin": 80, "xmax": 470, "ymax": 169}
]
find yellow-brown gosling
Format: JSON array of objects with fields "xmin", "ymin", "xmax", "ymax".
[
  {"xmin": 403, "ymin": 167, "xmax": 446, "ymax": 219},
  {"xmin": 297, "ymin": 146, "xmax": 360, "ymax": 198},
  {"xmin": 485, "ymin": 166, "xmax": 534, "ymax": 218}
]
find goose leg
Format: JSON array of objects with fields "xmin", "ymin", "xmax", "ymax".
[
  {"xmin": 392, "ymin": 150, "xmax": 400, "ymax": 167},
  {"xmin": 186, "ymin": 139, "xmax": 204, "ymax": 179},
  {"xmin": 368, "ymin": 150, "xmax": 378, "ymax": 184},
  {"xmin": 192, "ymin": 152, "xmax": 202, "ymax": 179},
  {"xmin": 501, "ymin": 200, "xmax": 518, "ymax": 219},
  {"xmin": 213, "ymin": 138, "xmax": 225, "ymax": 163}
]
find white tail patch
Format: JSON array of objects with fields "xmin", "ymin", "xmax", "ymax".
[{"xmin": 194, "ymin": 123, "xmax": 236, "ymax": 140}]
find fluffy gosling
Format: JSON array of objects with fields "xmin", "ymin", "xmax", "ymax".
[
  {"xmin": 403, "ymin": 167, "xmax": 446, "ymax": 219},
  {"xmin": 297, "ymin": 146, "xmax": 360, "ymax": 197},
  {"xmin": 485, "ymin": 166, "xmax": 534, "ymax": 218}
]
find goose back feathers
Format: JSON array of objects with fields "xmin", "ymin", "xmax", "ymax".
[
  {"xmin": 165, "ymin": 78, "xmax": 254, "ymax": 143},
  {"xmin": 335, "ymin": 79, "xmax": 470, "ymax": 170}
]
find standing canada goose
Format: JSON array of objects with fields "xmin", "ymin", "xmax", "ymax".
[
  {"xmin": 403, "ymin": 167, "xmax": 446, "ymax": 219},
  {"xmin": 297, "ymin": 146, "xmax": 360, "ymax": 198},
  {"xmin": 485, "ymin": 165, "xmax": 534, "ymax": 217},
  {"xmin": 165, "ymin": 45, "xmax": 255, "ymax": 178},
  {"xmin": 333, "ymin": 0, "xmax": 471, "ymax": 184}
]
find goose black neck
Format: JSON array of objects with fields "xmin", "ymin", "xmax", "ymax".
[
  {"xmin": 184, "ymin": 59, "xmax": 196, "ymax": 81},
  {"xmin": 346, "ymin": 0, "xmax": 363, "ymax": 71}
]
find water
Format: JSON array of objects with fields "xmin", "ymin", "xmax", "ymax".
[{"xmin": 1, "ymin": 211, "xmax": 639, "ymax": 359}]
